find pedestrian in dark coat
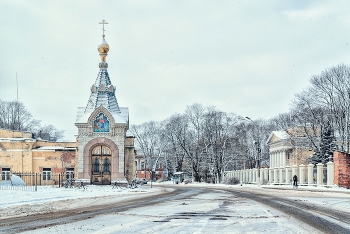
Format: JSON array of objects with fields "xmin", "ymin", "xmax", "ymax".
[{"xmin": 293, "ymin": 175, "xmax": 298, "ymax": 187}]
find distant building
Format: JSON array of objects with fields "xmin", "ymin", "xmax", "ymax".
[
  {"xmin": 0, "ymin": 128, "xmax": 75, "ymax": 185},
  {"xmin": 135, "ymin": 150, "xmax": 166, "ymax": 181},
  {"xmin": 266, "ymin": 127, "xmax": 314, "ymax": 167}
]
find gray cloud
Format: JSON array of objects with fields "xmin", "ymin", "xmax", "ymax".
[{"xmin": 1, "ymin": 0, "xmax": 350, "ymax": 141}]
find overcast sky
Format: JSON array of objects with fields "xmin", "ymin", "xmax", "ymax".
[{"xmin": 1, "ymin": 1, "xmax": 350, "ymax": 141}]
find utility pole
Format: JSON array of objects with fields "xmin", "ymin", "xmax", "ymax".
[{"xmin": 246, "ymin": 117, "xmax": 261, "ymax": 186}]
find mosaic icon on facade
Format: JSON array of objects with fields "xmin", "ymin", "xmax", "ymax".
[{"xmin": 93, "ymin": 113, "xmax": 109, "ymax": 132}]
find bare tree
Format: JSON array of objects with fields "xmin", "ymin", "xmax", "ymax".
[
  {"xmin": 0, "ymin": 100, "xmax": 39, "ymax": 131},
  {"xmin": 0, "ymin": 99, "xmax": 64, "ymax": 141},
  {"xmin": 34, "ymin": 124, "xmax": 65, "ymax": 141}
]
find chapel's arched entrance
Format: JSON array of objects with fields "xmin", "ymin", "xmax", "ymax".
[{"xmin": 91, "ymin": 145, "xmax": 112, "ymax": 185}]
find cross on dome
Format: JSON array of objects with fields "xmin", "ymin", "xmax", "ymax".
[
  {"xmin": 99, "ymin": 19, "xmax": 108, "ymax": 38},
  {"xmin": 97, "ymin": 19, "xmax": 110, "ymax": 63}
]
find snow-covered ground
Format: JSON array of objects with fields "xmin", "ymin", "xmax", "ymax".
[
  {"xmin": 1, "ymin": 183, "xmax": 350, "ymax": 233},
  {"xmin": 0, "ymin": 184, "xmax": 168, "ymax": 220}
]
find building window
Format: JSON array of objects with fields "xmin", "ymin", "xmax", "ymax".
[
  {"xmin": 92, "ymin": 146, "xmax": 111, "ymax": 156},
  {"xmin": 93, "ymin": 158, "xmax": 100, "ymax": 173},
  {"xmin": 66, "ymin": 168, "xmax": 74, "ymax": 179},
  {"xmin": 103, "ymin": 157, "xmax": 110, "ymax": 173},
  {"xmin": 1, "ymin": 168, "xmax": 10, "ymax": 181},
  {"xmin": 43, "ymin": 168, "xmax": 51, "ymax": 180}
]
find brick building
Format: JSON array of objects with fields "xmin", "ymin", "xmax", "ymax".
[{"xmin": 0, "ymin": 128, "xmax": 75, "ymax": 185}]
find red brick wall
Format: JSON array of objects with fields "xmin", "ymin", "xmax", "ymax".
[{"xmin": 334, "ymin": 151, "xmax": 350, "ymax": 189}]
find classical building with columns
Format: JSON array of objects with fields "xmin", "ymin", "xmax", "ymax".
[
  {"xmin": 75, "ymin": 21, "xmax": 135, "ymax": 185},
  {"xmin": 266, "ymin": 129, "xmax": 312, "ymax": 168}
]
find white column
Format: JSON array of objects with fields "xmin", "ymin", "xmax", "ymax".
[
  {"xmin": 279, "ymin": 167, "xmax": 283, "ymax": 184},
  {"xmin": 282, "ymin": 150, "xmax": 286, "ymax": 167},
  {"xmin": 307, "ymin": 164, "xmax": 314, "ymax": 185},
  {"xmin": 274, "ymin": 168, "xmax": 278, "ymax": 184},
  {"xmin": 316, "ymin": 163, "xmax": 323, "ymax": 187},
  {"xmin": 280, "ymin": 151, "xmax": 283, "ymax": 167},
  {"xmin": 252, "ymin": 169, "xmax": 256, "ymax": 183},
  {"xmin": 299, "ymin": 164, "xmax": 305, "ymax": 185},
  {"xmin": 277, "ymin": 151, "xmax": 281, "ymax": 168},
  {"xmin": 285, "ymin": 166, "xmax": 291, "ymax": 185},
  {"xmin": 327, "ymin": 162, "xmax": 334, "ymax": 186},
  {"xmin": 269, "ymin": 151, "xmax": 273, "ymax": 168},
  {"xmin": 250, "ymin": 169, "xmax": 253, "ymax": 183},
  {"xmin": 269, "ymin": 168, "xmax": 273, "ymax": 184}
]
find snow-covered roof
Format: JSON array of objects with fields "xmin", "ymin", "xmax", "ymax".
[
  {"xmin": 272, "ymin": 131, "xmax": 290, "ymax": 140},
  {"xmin": 76, "ymin": 65, "xmax": 129, "ymax": 124},
  {"xmin": 84, "ymin": 68, "xmax": 120, "ymax": 114},
  {"xmin": 76, "ymin": 107, "xmax": 129, "ymax": 124},
  {"xmin": 126, "ymin": 130, "xmax": 134, "ymax": 137},
  {"xmin": 266, "ymin": 130, "xmax": 290, "ymax": 145},
  {"xmin": 0, "ymin": 138, "xmax": 35, "ymax": 142},
  {"xmin": 32, "ymin": 146, "xmax": 75, "ymax": 151}
]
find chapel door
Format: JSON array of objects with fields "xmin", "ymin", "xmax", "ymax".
[{"xmin": 91, "ymin": 145, "xmax": 111, "ymax": 185}]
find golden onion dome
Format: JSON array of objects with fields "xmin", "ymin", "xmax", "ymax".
[
  {"xmin": 97, "ymin": 38, "xmax": 109, "ymax": 62},
  {"xmin": 97, "ymin": 38, "xmax": 109, "ymax": 54}
]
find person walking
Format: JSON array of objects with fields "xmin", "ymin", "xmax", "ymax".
[{"xmin": 293, "ymin": 174, "xmax": 298, "ymax": 188}]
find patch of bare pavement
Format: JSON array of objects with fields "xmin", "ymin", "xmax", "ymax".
[{"xmin": 1, "ymin": 184, "xmax": 350, "ymax": 233}]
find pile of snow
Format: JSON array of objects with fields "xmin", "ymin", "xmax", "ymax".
[{"xmin": 11, "ymin": 174, "xmax": 26, "ymax": 186}]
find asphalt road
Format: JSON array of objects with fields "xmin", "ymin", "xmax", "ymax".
[{"xmin": 1, "ymin": 186, "xmax": 349, "ymax": 234}]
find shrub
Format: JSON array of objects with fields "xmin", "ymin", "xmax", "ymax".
[{"xmin": 223, "ymin": 177, "xmax": 240, "ymax": 185}]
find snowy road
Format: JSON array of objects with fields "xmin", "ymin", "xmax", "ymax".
[{"xmin": 2, "ymin": 184, "xmax": 350, "ymax": 233}]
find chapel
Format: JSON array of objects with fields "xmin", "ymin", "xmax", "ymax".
[{"xmin": 75, "ymin": 20, "xmax": 136, "ymax": 185}]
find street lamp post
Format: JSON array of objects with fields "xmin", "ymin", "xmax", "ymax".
[{"xmin": 245, "ymin": 117, "xmax": 261, "ymax": 186}]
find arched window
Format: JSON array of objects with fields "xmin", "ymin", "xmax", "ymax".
[
  {"xmin": 103, "ymin": 157, "xmax": 110, "ymax": 173},
  {"xmin": 102, "ymin": 146, "xmax": 111, "ymax": 155},
  {"xmin": 92, "ymin": 146, "xmax": 111, "ymax": 156},
  {"xmin": 93, "ymin": 158, "xmax": 100, "ymax": 173}
]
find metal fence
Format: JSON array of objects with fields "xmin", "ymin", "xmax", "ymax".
[{"xmin": 0, "ymin": 172, "xmax": 67, "ymax": 191}]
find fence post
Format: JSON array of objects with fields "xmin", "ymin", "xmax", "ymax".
[
  {"xmin": 299, "ymin": 164, "xmax": 305, "ymax": 185},
  {"xmin": 307, "ymin": 164, "xmax": 314, "ymax": 186},
  {"xmin": 35, "ymin": 173, "xmax": 37, "ymax": 192},
  {"xmin": 316, "ymin": 163, "xmax": 323, "ymax": 186},
  {"xmin": 268, "ymin": 168, "xmax": 273, "ymax": 184},
  {"xmin": 327, "ymin": 161, "xmax": 334, "ymax": 186},
  {"xmin": 58, "ymin": 174, "xmax": 61, "ymax": 188},
  {"xmin": 279, "ymin": 167, "xmax": 284, "ymax": 184},
  {"xmin": 253, "ymin": 168, "xmax": 256, "ymax": 183},
  {"xmin": 273, "ymin": 168, "xmax": 278, "ymax": 184},
  {"xmin": 285, "ymin": 166, "xmax": 291, "ymax": 185}
]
